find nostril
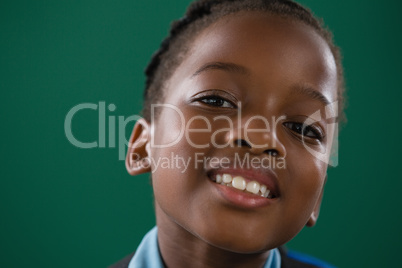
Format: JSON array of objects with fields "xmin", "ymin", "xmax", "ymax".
[
  {"xmin": 234, "ymin": 139, "xmax": 251, "ymax": 148},
  {"xmin": 265, "ymin": 149, "xmax": 279, "ymax": 157},
  {"xmin": 233, "ymin": 139, "xmax": 281, "ymax": 157}
]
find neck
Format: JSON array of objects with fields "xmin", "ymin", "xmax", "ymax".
[{"xmin": 156, "ymin": 205, "xmax": 270, "ymax": 268}]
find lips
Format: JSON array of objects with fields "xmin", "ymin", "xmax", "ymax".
[
  {"xmin": 211, "ymin": 173, "xmax": 275, "ymax": 198},
  {"xmin": 207, "ymin": 167, "xmax": 280, "ymax": 208}
]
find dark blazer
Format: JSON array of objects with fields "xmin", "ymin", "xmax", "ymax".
[{"xmin": 109, "ymin": 247, "xmax": 321, "ymax": 268}]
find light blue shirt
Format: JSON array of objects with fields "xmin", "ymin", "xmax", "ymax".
[{"xmin": 128, "ymin": 227, "xmax": 281, "ymax": 268}]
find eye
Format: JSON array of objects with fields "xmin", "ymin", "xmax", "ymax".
[
  {"xmin": 283, "ymin": 122, "xmax": 324, "ymax": 141},
  {"xmin": 198, "ymin": 95, "xmax": 236, "ymax": 108}
]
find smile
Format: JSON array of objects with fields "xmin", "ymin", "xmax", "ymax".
[{"xmin": 211, "ymin": 173, "xmax": 276, "ymax": 199}]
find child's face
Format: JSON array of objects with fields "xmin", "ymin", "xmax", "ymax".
[{"xmin": 130, "ymin": 12, "xmax": 337, "ymax": 253}]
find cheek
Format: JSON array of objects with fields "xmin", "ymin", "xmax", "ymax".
[
  {"xmin": 151, "ymin": 107, "xmax": 187, "ymax": 149},
  {"xmin": 150, "ymin": 115, "xmax": 210, "ymax": 224},
  {"xmin": 285, "ymin": 147, "xmax": 326, "ymax": 217}
]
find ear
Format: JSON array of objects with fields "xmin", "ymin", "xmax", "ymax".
[
  {"xmin": 125, "ymin": 118, "xmax": 152, "ymax": 176},
  {"xmin": 306, "ymin": 175, "xmax": 327, "ymax": 227}
]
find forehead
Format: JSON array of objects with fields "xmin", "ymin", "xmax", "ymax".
[{"xmin": 167, "ymin": 12, "xmax": 337, "ymax": 102}]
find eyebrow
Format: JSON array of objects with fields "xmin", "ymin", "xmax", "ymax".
[
  {"xmin": 290, "ymin": 86, "xmax": 331, "ymax": 106},
  {"xmin": 191, "ymin": 61, "xmax": 331, "ymax": 106},
  {"xmin": 192, "ymin": 62, "xmax": 250, "ymax": 77}
]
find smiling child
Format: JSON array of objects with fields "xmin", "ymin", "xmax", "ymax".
[{"xmin": 111, "ymin": 0, "xmax": 344, "ymax": 267}]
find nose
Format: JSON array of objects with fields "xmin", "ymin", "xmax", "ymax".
[
  {"xmin": 228, "ymin": 116, "xmax": 286, "ymax": 158},
  {"xmin": 233, "ymin": 138, "xmax": 281, "ymax": 156}
]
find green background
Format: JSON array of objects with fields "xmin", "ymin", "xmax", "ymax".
[{"xmin": 1, "ymin": 0, "xmax": 401, "ymax": 267}]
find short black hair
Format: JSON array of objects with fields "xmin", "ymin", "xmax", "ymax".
[{"xmin": 142, "ymin": 0, "xmax": 344, "ymax": 122}]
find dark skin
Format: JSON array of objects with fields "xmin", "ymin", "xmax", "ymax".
[{"xmin": 127, "ymin": 12, "xmax": 337, "ymax": 268}]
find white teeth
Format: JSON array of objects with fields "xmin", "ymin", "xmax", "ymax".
[
  {"xmin": 262, "ymin": 190, "xmax": 270, "ymax": 198},
  {"xmin": 232, "ymin": 176, "xmax": 246, "ymax": 190},
  {"xmin": 260, "ymin": 184, "xmax": 267, "ymax": 194},
  {"xmin": 246, "ymin": 181, "xmax": 260, "ymax": 195},
  {"xmin": 222, "ymin": 174, "xmax": 232, "ymax": 183},
  {"xmin": 214, "ymin": 174, "xmax": 273, "ymax": 199}
]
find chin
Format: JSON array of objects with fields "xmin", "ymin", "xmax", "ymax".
[
  {"xmin": 212, "ymin": 238, "xmax": 273, "ymax": 254},
  {"xmin": 198, "ymin": 228, "xmax": 281, "ymax": 254}
]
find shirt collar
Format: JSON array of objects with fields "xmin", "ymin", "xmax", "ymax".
[{"xmin": 129, "ymin": 226, "xmax": 281, "ymax": 268}]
